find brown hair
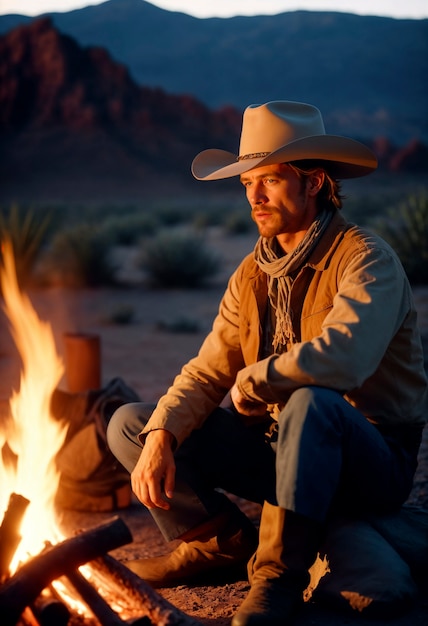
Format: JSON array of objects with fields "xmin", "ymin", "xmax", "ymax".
[{"xmin": 287, "ymin": 160, "xmax": 344, "ymax": 211}]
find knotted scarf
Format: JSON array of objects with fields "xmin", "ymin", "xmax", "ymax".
[{"xmin": 254, "ymin": 210, "xmax": 333, "ymax": 353}]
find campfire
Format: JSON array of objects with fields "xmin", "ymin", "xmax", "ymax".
[
  {"xmin": 0, "ymin": 239, "xmax": 68, "ymax": 574},
  {"xmin": 0, "ymin": 240, "xmax": 201, "ymax": 625}
]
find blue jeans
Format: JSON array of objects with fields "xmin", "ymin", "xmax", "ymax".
[{"xmin": 107, "ymin": 386, "xmax": 421, "ymax": 540}]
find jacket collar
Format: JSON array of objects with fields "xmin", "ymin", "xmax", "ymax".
[
  {"xmin": 304, "ymin": 210, "xmax": 350, "ymax": 271},
  {"xmin": 248, "ymin": 210, "xmax": 350, "ymax": 277}
]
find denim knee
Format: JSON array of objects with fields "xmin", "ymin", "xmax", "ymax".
[
  {"xmin": 274, "ymin": 387, "xmax": 346, "ymax": 518},
  {"xmin": 277, "ymin": 386, "xmax": 342, "ymax": 431},
  {"xmin": 106, "ymin": 403, "xmax": 132, "ymax": 450},
  {"xmin": 106, "ymin": 402, "xmax": 155, "ymax": 471}
]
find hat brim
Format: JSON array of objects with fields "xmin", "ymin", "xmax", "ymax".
[{"xmin": 192, "ymin": 135, "xmax": 377, "ymax": 180}]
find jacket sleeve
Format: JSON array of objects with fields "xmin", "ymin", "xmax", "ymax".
[
  {"xmin": 235, "ymin": 236, "xmax": 412, "ymax": 405},
  {"xmin": 140, "ymin": 264, "xmax": 247, "ymax": 447}
]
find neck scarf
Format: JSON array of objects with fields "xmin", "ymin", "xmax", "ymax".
[{"xmin": 254, "ymin": 209, "xmax": 333, "ymax": 353}]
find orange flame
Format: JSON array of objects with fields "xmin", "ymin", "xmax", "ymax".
[{"xmin": 0, "ymin": 239, "xmax": 68, "ymax": 571}]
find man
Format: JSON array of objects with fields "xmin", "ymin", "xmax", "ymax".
[{"xmin": 107, "ymin": 101, "xmax": 427, "ymax": 625}]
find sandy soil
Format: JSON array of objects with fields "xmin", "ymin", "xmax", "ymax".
[{"xmin": 1, "ymin": 231, "xmax": 428, "ymax": 625}]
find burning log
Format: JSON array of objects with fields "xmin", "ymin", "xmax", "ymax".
[
  {"xmin": 19, "ymin": 607, "xmax": 40, "ymax": 626},
  {"xmin": 30, "ymin": 587, "xmax": 70, "ymax": 626},
  {"xmin": 0, "ymin": 516, "xmax": 132, "ymax": 626},
  {"xmin": 90, "ymin": 553, "xmax": 203, "ymax": 625},
  {"xmin": 0, "ymin": 492, "xmax": 30, "ymax": 582},
  {"xmin": 65, "ymin": 568, "xmax": 150, "ymax": 626}
]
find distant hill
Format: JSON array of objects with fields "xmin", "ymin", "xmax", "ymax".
[
  {"xmin": 0, "ymin": 17, "xmax": 242, "ymax": 204},
  {"xmin": 0, "ymin": 16, "xmax": 426, "ymax": 205},
  {"xmin": 0, "ymin": 0, "xmax": 427, "ymax": 144}
]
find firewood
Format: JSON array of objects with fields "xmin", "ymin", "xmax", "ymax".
[
  {"xmin": 0, "ymin": 516, "xmax": 132, "ymax": 626},
  {"xmin": 0, "ymin": 492, "xmax": 30, "ymax": 582},
  {"xmin": 89, "ymin": 553, "xmax": 203, "ymax": 625},
  {"xmin": 65, "ymin": 567, "xmax": 150, "ymax": 625},
  {"xmin": 30, "ymin": 586, "xmax": 70, "ymax": 626}
]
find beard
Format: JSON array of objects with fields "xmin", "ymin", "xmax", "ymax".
[{"xmin": 252, "ymin": 209, "xmax": 287, "ymax": 239}]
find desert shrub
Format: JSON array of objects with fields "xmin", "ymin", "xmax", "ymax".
[
  {"xmin": 100, "ymin": 213, "xmax": 159, "ymax": 245},
  {"xmin": 191, "ymin": 206, "xmax": 232, "ymax": 230},
  {"xmin": 192, "ymin": 212, "xmax": 214, "ymax": 231},
  {"xmin": 342, "ymin": 194, "xmax": 387, "ymax": 225},
  {"xmin": 105, "ymin": 304, "xmax": 136, "ymax": 325},
  {"xmin": 155, "ymin": 206, "xmax": 195, "ymax": 227},
  {"xmin": 156, "ymin": 315, "xmax": 202, "ymax": 333},
  {"xmin": 373, "ymin": 192, "xmax": 428, "ymax": 284},
  {"xmin": 223, "ymin": 210, "xmax": 254, "ymax": 235},
  {"xmin": 0, "ymin": 204, "xmax": 52, "ymax": 286},
  {"xmin": 40, "ymin": 224, "xmax": 117, "ymax": 287},
  {"xmin": 139, "ymin": 231, "xmax": 220, "ymax": 288}
]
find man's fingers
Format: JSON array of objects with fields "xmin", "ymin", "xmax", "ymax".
[
  {"xmin": 130, "ymin": 430, "xmax": 176, "ymax": 510},
  {"xmin": 148, "ymin": 482, "xmax": 171, "ymax": 510},
  {"xmin": 132, "ymin": 466, "xmax": 173, "ymax": 509},
  {"xmin": 133, "ymin": 478, "xmax": 169, "ymax": 510},
  {"xmin": 164, "ymin": 466, "xmax": 175, "ymax": 500}
]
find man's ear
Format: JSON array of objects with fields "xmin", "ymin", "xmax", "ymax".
[{"xmin": 307, "ymin": 170, "xmax": 325, "ymax": 196}]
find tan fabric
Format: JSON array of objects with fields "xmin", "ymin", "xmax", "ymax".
[
  {"xmin": 191, "ymin": 101, "xmax": 377, "ymax": 180},
  {"xmin": 141, "ymin": 211, "xmax": 427, "ymax": 448},
  {"xmin": 254, "ymin": 208, "xmax": 333, "ymax": 352},
  {"xmin": 52, "ymin": 379, "xmax": 139, "ymax": 511}
]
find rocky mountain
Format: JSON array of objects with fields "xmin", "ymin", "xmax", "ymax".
[
  {"xmin": 1, "ymin": 0, "xmax": 427, "ymax": 144},
  {"xmin": 0, "ymin": 17, "xmax": 241, "ymax": 203},
  {"xmin": 0, "ymin": 16, "xmax": 426, "ymax": 205}
]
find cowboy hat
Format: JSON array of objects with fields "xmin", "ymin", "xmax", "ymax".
[{"xmin": 191, "ymin": 101, "xmax": 377, "ymax": 180}]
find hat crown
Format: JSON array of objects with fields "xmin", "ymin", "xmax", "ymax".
[
  {"xmin": 191, "ymin": 100, "xmax": 377, "ymax": 181},
  {"xmin": 239, "ymin": 101, "xmax": 326, "ymax": 157}
]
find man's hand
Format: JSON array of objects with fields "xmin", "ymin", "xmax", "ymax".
[
  {"xmin": 230, "ymin": 383, "xmax": 268, "ymax": 417},
  {"xmin": 131, "ymin": 429, "xmax": 176, "ymax": 510}
]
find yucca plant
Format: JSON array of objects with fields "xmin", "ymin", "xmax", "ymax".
[
  {"xmin": 41, "ymin": 224, "xmax": 117, "ymax": 287},
  {"xmin": 0, "ymin": 205, "xmax": 52, "ymax": 287},
  {"xmin": 373, "ymin": 192, "xmax": 428, "ymax": 285}
]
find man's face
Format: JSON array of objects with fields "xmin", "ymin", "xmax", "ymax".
[{"xmin": 240, "ymin": 163, "xmax": 320, "ymax": 249}]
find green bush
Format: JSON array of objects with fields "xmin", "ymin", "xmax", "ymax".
[
  {"xmin": 40, "ymin": 224, "xmax": 117, "ymax": 287},
  {"xmin": 373, "ymin": 192, "xmax": 428, "ymax": 285},
  {"xmin": 139, "ymin": 231, "xmax": 220, "ymax": 288},
  {"xmin": 0, "ymin": 205, "xmax": 52, "ymax": 286},
  {"xmin": 155, "ymin": 206, "xmax": 194, "ymax": 227},
  {"xmin": 104, "ymin": 304, "xmax": 136, "ymax": 325},
  {"xmin": 191, "ymin": 207, "xmax": 231, "ymax": 230},
  {"xmin": 343, "ymin": 194, "xmax": 387, "ymax": 226},
  {"xmin": 100, "ymin": 213, "xmax": 159, "ymax": 245},
  {"xmin": 156, "ymin": 315, "xmax": 202, "ymax": 333},
  {"xmin": 223, "ymin": 210, "xmax": 255, "ymax": 235}
]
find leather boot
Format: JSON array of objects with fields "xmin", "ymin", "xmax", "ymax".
[
  {"xmin": 126, "ymin": 508, "xmax": 258, "ymax": 587},
  {"xmin": 232, "ymin": 501, "xmax": 321, "ymax": 626}
]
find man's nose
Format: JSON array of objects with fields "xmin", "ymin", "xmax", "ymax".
[{"xmin": 249, "ymin": 182, "xmax": 266, "ymax": 204}]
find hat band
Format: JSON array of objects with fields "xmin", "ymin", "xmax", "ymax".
[{"xmin": 237, "ymin": 152, "xmax": 270, "ymax": 161}]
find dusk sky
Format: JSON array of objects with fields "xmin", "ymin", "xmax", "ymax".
[{"xmin": 0, "ymin": 0, "xmax": 427, "ymax": 19}]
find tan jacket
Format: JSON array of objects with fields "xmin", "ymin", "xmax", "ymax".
[{"xmin": 142, "ymin": 211, "xmax": 427, "ymax": 447}]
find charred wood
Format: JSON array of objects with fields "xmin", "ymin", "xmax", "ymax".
[
  {"xmin": 30, "ymin": 587, "xmax": 70, "ymax": 626},
  {"xmin": 0, "ymin": 516, "xmax": 132, "ymax": 626},
  {"xmin": 90, "ymin": 553, "xmax": 203, "ymax": 625},
  {"xmin": 65, "ymin": 567, "xmax": 149, "ymax": 626},
  {"xmin": 0, "ymin": 492, "xmax": 30, "ymax": 582}
]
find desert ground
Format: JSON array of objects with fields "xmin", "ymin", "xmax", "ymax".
[{"xmin": 1, "ymin": 229, "xmax": 427, "ymax": 625}]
